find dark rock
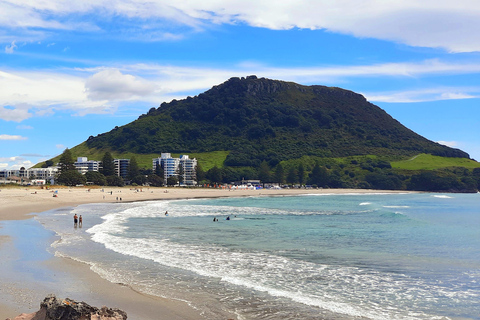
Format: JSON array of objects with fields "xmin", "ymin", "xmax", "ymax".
[{"xmin": 7, "ymin": 294, "xmax": 127, "ymax": 320}]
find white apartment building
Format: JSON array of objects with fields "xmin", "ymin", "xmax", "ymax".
[
  {"xmin": 153, "ymin": 153, "xmax": 197, "ymax": 186},
  {"xmin": 74, "ymin": 157, "xmax": 101, "ymax": 174},
  {"xmin": 0, "ymin": 167, "xmax": 58, "ymax": 184}
]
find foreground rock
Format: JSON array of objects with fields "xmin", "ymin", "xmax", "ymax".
[{"xmin": 7, "ymin": 294, "xmax": 127, "ymax": 320}]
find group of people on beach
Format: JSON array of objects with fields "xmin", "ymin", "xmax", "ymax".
[{"xmin": 73, "ymin": 214, "xmax": 83, "ymax": 228}]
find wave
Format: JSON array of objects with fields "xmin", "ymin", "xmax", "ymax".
[
  {"xmin": 432, "ymin": 195, "xmax": 453, "ymax": 199},
  {"xmin": 359, "ymin": 202, "xmax": 372, "ymax": 205}
]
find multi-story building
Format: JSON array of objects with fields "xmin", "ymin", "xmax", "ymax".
[
  {"xmin": 74, "ymin": 157, "xmax": 101, "ymax": 174},
  {"xmin": 0, "ymin": 167, "xmax": 58, "ymax": 184},
  {"xmin": 114, "ymin": 159, "xmax": 130, "ymax": 179},
  {"xmin": 153, "ymin": 153, "xmax": 197, "ymax": 185},
  {"xmin": 180, "ymin": 155, "xmax": 197, "ymax": 186}
]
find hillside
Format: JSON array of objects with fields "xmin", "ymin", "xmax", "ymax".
[{"xmin": 84, "ymin": 76, "xmax": 468, "ymax": 168}]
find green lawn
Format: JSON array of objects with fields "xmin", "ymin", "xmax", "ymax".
[{"xmin": 391, "ymin": 153, "xmax": 480, "ymax": 170}]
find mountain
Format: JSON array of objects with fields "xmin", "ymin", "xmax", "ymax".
[{"xmin": 84, "ymin": 75, "xmax": 469, "ymax": 168}]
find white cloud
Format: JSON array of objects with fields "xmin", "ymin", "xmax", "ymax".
[
  {"xmin": 56, "ymin": 144, "xmax": 65, "ymax": 149},
  {"xmin": 0, "ymin": 156, "xmax": 35, "ymax": 170},
  {"xmin": 365, "ymin": 87, "xmax": 480, "ymax": 103},
  {"xmin": 5, "ymin": 40, "xmax": 17, "ymax": 53},
  {"xmin": 2, "ymin": 59, "xmax": 480, "ymax": 122},
  {"xmin": 0, "ymin": 105, "xmax": 32, "ymax": 122},
  {"xmin": 437, "ymin": 141, "xmax": 458, "ymax": 147},
  {"xmin": 85, "ymin": 69, "xmax": 157, "ymax": 101},
  {"xmin": 2, "ymin": 1, "xmax": 480, "ymax": 52},
  {"xmin": 0, "ymin": 134, "xmax": 27, "ymax": 140}
]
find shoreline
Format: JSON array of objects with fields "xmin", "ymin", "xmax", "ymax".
[{"xmin": 0, "ymin": 186, "xmax": 415, "ymax": 319}]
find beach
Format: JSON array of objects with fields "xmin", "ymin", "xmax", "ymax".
[{"xmin": 0, "ymin": 186, "xmax": 413, "ymax": 319}]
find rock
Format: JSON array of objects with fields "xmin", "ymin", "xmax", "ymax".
[{"xmin": 7, "ymin": 294, "xmax": 127, "ymax": 320}]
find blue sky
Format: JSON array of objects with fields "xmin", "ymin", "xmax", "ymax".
[{"xmin": 1, "ymin": 1, "xmax": 480, "ymax": 169}]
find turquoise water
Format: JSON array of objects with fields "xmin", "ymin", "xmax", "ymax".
[{"xmin": 37, "ymin": 193, "xmax": 480, "ymax": 320}]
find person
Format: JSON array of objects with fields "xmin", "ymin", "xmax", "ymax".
[
  {"xmin": 226, "ymin": 216, "xmax": 230, "ymax": 221},
  {"xmin": 165, "ymin": 211, "xmax": 168, "ymax": 216},
  {"xmin": 213, "ymin": 217, "xmax": 217, "ymax": 222},
  {"xmin": 79, "ymin": 215, "xmax": 83, "ymax": 227},
  {"xmin": 73, "ymin": 214, "xmax": 78, "ymax": 226}
]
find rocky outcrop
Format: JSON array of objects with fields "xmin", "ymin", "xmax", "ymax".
[{"xmin": 7, "ymin": 294, "xmax": 127, "ymax": 320}]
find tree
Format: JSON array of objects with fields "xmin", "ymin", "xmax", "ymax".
[
  {"xmin": 308, "ymin": 163, "xmax": 328, "ymax": 187},
  {"xmin": 57, "ymin": 148, "xmax": 86, "ymax": 186},
  {"xmin": 42, "ymin": 160, "xmax": 54, "ymax": 168},
  {"xmin": 196, "ymin": 163, "xmax": 206, "ymax": 183},
  {"xmin": 101, "ymin": 152, "xmax": 115, "ymax": 176},
  {"xmin": 258, "ymin": 161, "xmax": 271, "ymax": 185},
  {"xmin": 286, "ymin": 166, "xmax": 298, "ymax": 184},
  {"xmin": 106, "ymin": 175, "xmax": 125, "ymax": 187},
  {"xmin": 132, "ymin": 174, "xmax": 148, "ymax": 186},
  {"xmin": 85, "ymin": 171, "xmax": 107, "ymax": 186},
  {"xmin": 58, "ymin": 148, "xmax": 75, "ymax": 173},
  {"xmin": 273, "ymin": 163, "xmax": 285, "ymax": 184},
  {"xmin": 167, "ymin": 175, "xmax": 178, "ymax": 186},
  {"xmin": 298, "ymin": 163, "xmax": 305, "ymax": 185},
  {"xmin": 176, "ymin": 163, "xmax": 184, "ymax": 184},
  {"xmin": 57, "ymin": 170, "xmax": 87, "ymax": 186},
  {"xmin": 206, "ymin": 166, "xmax": 223, "ymax": 183},
  {"xmin": 127, "ymin": 156, "xmax": 140, "ymax": 181},
  {"xmin": 148, "ymin": 174, "xmax": 164, "ymax": 187}
]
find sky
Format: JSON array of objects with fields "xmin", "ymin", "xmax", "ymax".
[{"xmin": 1, "ymin": 0, "xmax": 480, "ymax": 170}]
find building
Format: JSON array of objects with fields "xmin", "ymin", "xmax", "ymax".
[
  {"xmin": 153, "ymin": 153, "xmax": 197, "ymax": 186},
  {"xmin": 0, "ymin": 167, "xmax": 58, "ymax": 184},
  {"xmin": 114, "ymin": 159, "xmax": 130, "ymax": 179},
  {"xmin": 74, "ymin": 157, "xmax": 101, "ymax": 174},
  {"xmin": 179, "ymin": 155, "xmax": 197, "ymax": 186}
]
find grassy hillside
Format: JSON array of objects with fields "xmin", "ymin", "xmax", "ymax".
[
  {"xmin": 391, "ymin": 154, "xmax": 480, "ymax": 170},
  {"xmin": 40, "ymin": 142, "xmax": 229, "ymax": 171}
]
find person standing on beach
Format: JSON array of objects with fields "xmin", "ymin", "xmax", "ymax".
[
  {"xmin": 79, "ymin": 215, "xmax": 83, "ymax": 227},
  {"xmin": 74, "ymin": 214, "xmax": 78, "ymax": 227}
]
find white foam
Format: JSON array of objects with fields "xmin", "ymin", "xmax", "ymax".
[
  {"xmin": 359, "ymin": 202, "xmax": 372, "ymax": 205},
  {"xmin": 432, "ymin": 195, "xmax": 453, "ymax": 199}
]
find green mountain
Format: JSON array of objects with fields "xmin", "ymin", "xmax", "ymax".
[{"xmin": 84, "ymin": 75, "xmax": 469, "ymax": 167}]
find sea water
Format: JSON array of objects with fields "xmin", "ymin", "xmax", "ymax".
[{"xmin": 36, "ymin": 193, "xmax": 480, "ymax": 320}]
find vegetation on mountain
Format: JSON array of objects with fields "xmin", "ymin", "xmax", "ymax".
[{"xmin": 45, "ymin": 76, "xmax": 479, "ymax": 192}]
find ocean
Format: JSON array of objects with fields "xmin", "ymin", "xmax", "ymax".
[{"xmin": 36, "ymin": 192, "xmax": 480, "ymax": 320}]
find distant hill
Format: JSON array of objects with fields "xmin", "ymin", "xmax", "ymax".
[{"xmin": 83, "ymin": 76, "xmax": 469, "ymax": 168}]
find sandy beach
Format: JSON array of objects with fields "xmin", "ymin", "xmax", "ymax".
[{"xmin": 0, "ymin": 186, "xmax": 410, "ymax": 319}]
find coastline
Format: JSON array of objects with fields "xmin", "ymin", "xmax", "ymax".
[{"xmin": 0, "ymin": 186, "xmax": 413, "ymax": 319}]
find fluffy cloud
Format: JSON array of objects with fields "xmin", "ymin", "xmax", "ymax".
[
  {"xmin": 0, "ymin": 134, "xmax": 27, "ymax": 140},
  {"xmin": 0, "ymin": 156, "xmax": 33, "ymax": 170},
  {"xmin": 85, "ymin": 69, "xmax": 157, "ymax": 101},
  {"xmin": 2, "ymin": 1, "xmax": 480, "ymax": 52},
  {"xmin": 5, "ymin": 40, "xmax": 17, "ymax": 53},
  {"xmin": 1, "ymin": 59, "xmax": 480, "ymax": 122}
]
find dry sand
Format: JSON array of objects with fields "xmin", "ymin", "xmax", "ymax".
[{"xmin": 0, "ymin": 186, "xmax": 411, "ymax": 319}]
